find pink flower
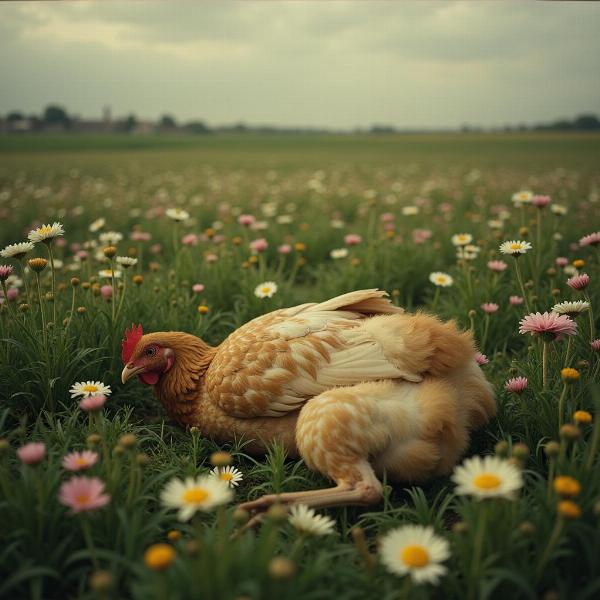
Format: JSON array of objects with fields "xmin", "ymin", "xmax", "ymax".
[
  {"xmin": 100, "ymin": 285, "xmax": 113, "ymax": 300},
  {"xmin": 205, "ymin": 253, "xmax": 218, "ymax": 263},
  {"xmin": 344, "ymin": 234, "xmax": 362, "ymax": 246},
  {"xmin": 532, "ymin": 195, "xmax": 551, "ymax": 208},
  {"xmin": 59, "ymin": 476, "xmax": 111, "ymax": 514},
  {"xmin": 481, "ymin": 303, "xmax": 499, "ymax": 314},
  {"xmin": 181, "ymin": 233, "xmax": 198, "ymax": 246},
  {"xmin": 519, "ymin": 312, "xmax": 577, "ymax": 340},
  {"xmin": 4, "ymin": 288, "xmax": 18, "ymax": 302},
  {"xmin": 580, "ymin": 232, "xmax": 600, "ymax": 247},
  {"xmin": 475, "ymin": 352, "xmax": 488, "ymax": 365},
  {"xmin": 380, "ymin": 212, "xmax": 395, "ymax": 223},
  {"xmin": 412, "ymin": 229, "xmax": 432, "ymax": 244},
  {"xmin": 249, "ymin": 238, "xmax": 268, "ymax": 253},
  {"xmin": 509, "ymin": 296, "xmax": 524, "ymax": 306},
  {"xmin": 0, "ymin": 265, "xmax": 13, "ymax": 281},
  {"xmin": 278, "ymin": 244, "xmax": 292, "ymax": 254},
  {"xmin": 17, "ymin": 442, "xmax": 46, "ymax": 465},
  {"xmin": 63, "ymin": 450, "xmax": 98, "ymax": 472},
  {"xmin": 150, "ymin": 243, "xmax": 162, "ymax": 255},
  {"xmin": 505, "ymin": 377, "xmax": 528, "ymax": 394},
  {"xmin": 70, "ymin": 242, "xmax": 82, "ymax": 253},
  {"xmin": 130, "ymin": 231, "xmax": 152, "ymax": 242},
  {"xmin": 56, "ymin": 238, "xmax": 67, "ymax": 248},
  {"xmin": 591, "ymin": 339, "xmax": 600, "ymax": 352},
  {"xmin": 192, "ymin": 283, "xmax": 205, "ymax": 294},
  {"xmin": 238, "ymin": 214, "xmax": 255, "ymax": 227},
  {"xmin": 212, "ymin": 235, "xmax": 225, "ymax": 245},
  {"xmin": 555, "ymin": 257, "xmax": 568, "ymax": 267},
  {"xmin": 439, "ymin": 202, "xmax": 453, "ymax": 213},
  {"xmin": 79, "ymin": 394, "xmax": 107, "ymax": 413},
  {"xmin": 487, "ymin": 260, "xmax": 508, "ymax": 272},
  {"xmin": 567, "ymin": 273, "xmax": 590, "ymax": 291}
]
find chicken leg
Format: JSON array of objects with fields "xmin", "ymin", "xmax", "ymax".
[{"xmin": 239, "ymin": 367, "xmax": 494, "ymax": 515}]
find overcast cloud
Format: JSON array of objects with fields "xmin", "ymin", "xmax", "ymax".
[{"xmin": 1, "ymin": 1, "xmax": 599, "ymax": 128}]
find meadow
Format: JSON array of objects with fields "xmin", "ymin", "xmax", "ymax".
[{"xmin": 0, "ymin": 132, "xmax": 599, "ymax": 599}]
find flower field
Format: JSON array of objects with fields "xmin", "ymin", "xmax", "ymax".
[{"xmin": 1, "ymin": 132, "xmax": 599, "ymax": 599}]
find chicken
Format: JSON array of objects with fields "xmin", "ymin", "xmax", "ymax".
[{"xmin": 121, "ymin": 289, "xmax": 495, "ymax": 512}]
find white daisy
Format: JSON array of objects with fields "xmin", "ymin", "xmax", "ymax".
[
  {"xmin": 166, "ymin": 208, "xmax": 190, "ymax": 222},
  {"xmin": 429, "ymin": 272, "xmax": 453, "ymax": 287},
  {"xmin": 161, "ymin": 475, "xmax": 233, "ymax": 521},
  {"xmin": 552, "ymin": 300, "xmax": 590, "ymax": 318},
  {"xmin": 511, "ymin": 190, "xmax": 533, "ymax": 206},
  {"xmin": 487, "ymin": 220, "xmax": 503, "ymax": 230},
  {"xmin": 451, "ymin": 233, "xmax": 473, "ymax": 247},
  {"xmin": 115, "ymin": 256, "xmax": 138, "ymax": 268},
  {"xmin": 1, "ymin": 242, "xmax": 35, "ymax": 259},
  {"xmin": 499, "ymin": 240, "xmax": 532, "ymax": 255},
  {"xmin": 550, "ymin": 204, "xmax": 567, "ymax": 216},
  {"xmin": 276, "ymin": 215, "xmax": 294, "ymax": 225},
  {"xmin": 330, "ymin": 248, "xmax": 349, "ymax": 259},
  {"xmin": 210, "ymin": 465, "xmax": 243, "ymax": 488},
  {"xmin": 379, "ymin": 524, "xmax": 450, "ymax": 585},
  {"xmin": 99, "ymin": 231, "xmax": 123, "ymax": 245},
  {"xmin": 288, "ymin": 504, "xmax": 335, "ymax": 536},
  {"xmin": 451, "ymin": 455, "xmax": 523, "ymax": 500},
  {"xmin": 98, "ymin": 269, "xmax": 122, "ymax": 279},
  {"xmin": 89, "ymin": 218, "xmax": 106, "ymax": 233},
  {"xmin": 402, "ymin": 206, "xmax": 419, "ymax": 216},
  {"xmin": 70, "ymin": 380, "xmax": 112, "ymax": 398},
  {"xmin": 28, "ymin": 222, "xmax": 65, "ymax": 243},
  {"xmin": 254, "ymin": 281, "xmax": 278, "ymax": 299},
  {"xmin": 456, "ymin": 248, "xmax": 479, "ymax": 261}
]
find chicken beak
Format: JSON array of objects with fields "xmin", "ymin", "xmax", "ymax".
[{"xmin": 121, "ymin": 364, "xmax": 144, "ymax": 384}]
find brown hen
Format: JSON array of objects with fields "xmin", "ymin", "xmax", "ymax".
[{"xmin": 121, "ymin": 289, "xmax": 495, "ymax": 511}]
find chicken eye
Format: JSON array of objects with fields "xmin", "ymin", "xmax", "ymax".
[{"xmin": 145, "ymin": 346, "xmax": 157, "ymax": 357}]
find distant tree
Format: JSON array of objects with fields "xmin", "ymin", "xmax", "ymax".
[
  {"xmin": 43, "ymin": 105, "xmax": 71, "ymax": 128},
  {"xmin": 7, "ymin": 111, "xmax": 24, "ymax": 122},
  {"xmin": 117, "ymin": 114, "xmax": 137, "ymax": 133},
  {"xmin": 159, "ymin": 114, "xmax": 177, "ymax": 129},
  {"xmin": 573, "ymin": 114, "xmax": 600, "ymax": 130},
  {"xmin": 184, "ymin": 121, "xmax": 211, "ymax": 134}
]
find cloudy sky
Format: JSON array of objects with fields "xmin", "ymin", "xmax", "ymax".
[{"xmin": 1, "ymin": 1, "xmax": 599, "ymax": 129}]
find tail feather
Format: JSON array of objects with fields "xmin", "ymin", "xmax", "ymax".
[{"xmin": 361, "ymin": 312, "xmax": 476, "ymax": 379}]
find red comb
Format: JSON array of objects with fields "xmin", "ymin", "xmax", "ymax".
[{"xmin": 121, "ymin": 323, "xmax": 143, "ymax": 364}]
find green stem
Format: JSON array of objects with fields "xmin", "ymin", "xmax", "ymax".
[
  {"xmin": 482, "ymin": 314, "xmax": 490, "ymax": 351},
  {"xmin": 468, "ymin": 502, "xmax": 488, "ymax": 600},
  {"xmin": 46, "ymin": 243, "xmax": 57, "ymax": 326},
  {"xmin": 1, "ymin": 281, "xmax": 17, "ymax": 320},
  {"xmin": 564, "ymin": 336, "xmax": 573, "ymax": 368},
  {"xmin": 536, "ymin": 518, "xmax": 564, "ymax": 579},
  {"xmin": 557, "ymin": 383, "xmax": 567, "ymax": 431},
  {"xmin": 514, "ymin": 258, "xmax": 531, "ymax": 312},
  {"xmin": 584, "ymin": 292, "xmax": 595, "ymax": 344},
  {"xmin": 432, "ymin": 287, "xmax": 440, "ymax": 312},
  {"xmin": 35, "ymin": 273, "xmax": 47, "ymax": 349},
  {"xmin": 585, "ymin": 409, "xmax": 600, "ymax": 472},
  {"xmin": 115, "ymin": 271, "xmax": 128, "ymax": 324},
  {"xmin": 19, "ymin": 258, "xmax": 32, "ymax": 306},
  {"xmin": 80, "ymin": 516, "xmax": 100, "ymax": 569},
  {"xmin": 542, "ymin": 341, "xmax": 549, "ymax": 390},
  {"xmin": 546, "ymin": 457, "xmax": 556, "ymax": 502}
]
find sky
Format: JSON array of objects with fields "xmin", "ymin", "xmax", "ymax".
[{"xmin": 1, "ymin": 1, "xmax": 599, "ymax": 129}]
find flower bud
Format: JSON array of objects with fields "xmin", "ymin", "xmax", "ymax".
[
  {"xmin": 210, "ymin": 451, "xmax": 232, "ymax": 467},
  {"xmin": 268, "ymin": 557, "xmax": 295, "ymax": 580},
  {"xmin": 544, "ymin": 441, "xmax": 560, "ymax": 458}
]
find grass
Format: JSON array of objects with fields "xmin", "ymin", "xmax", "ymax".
[{"xmin": 0, "ymin": 133, "xmax": 599, "ymax": 599}]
